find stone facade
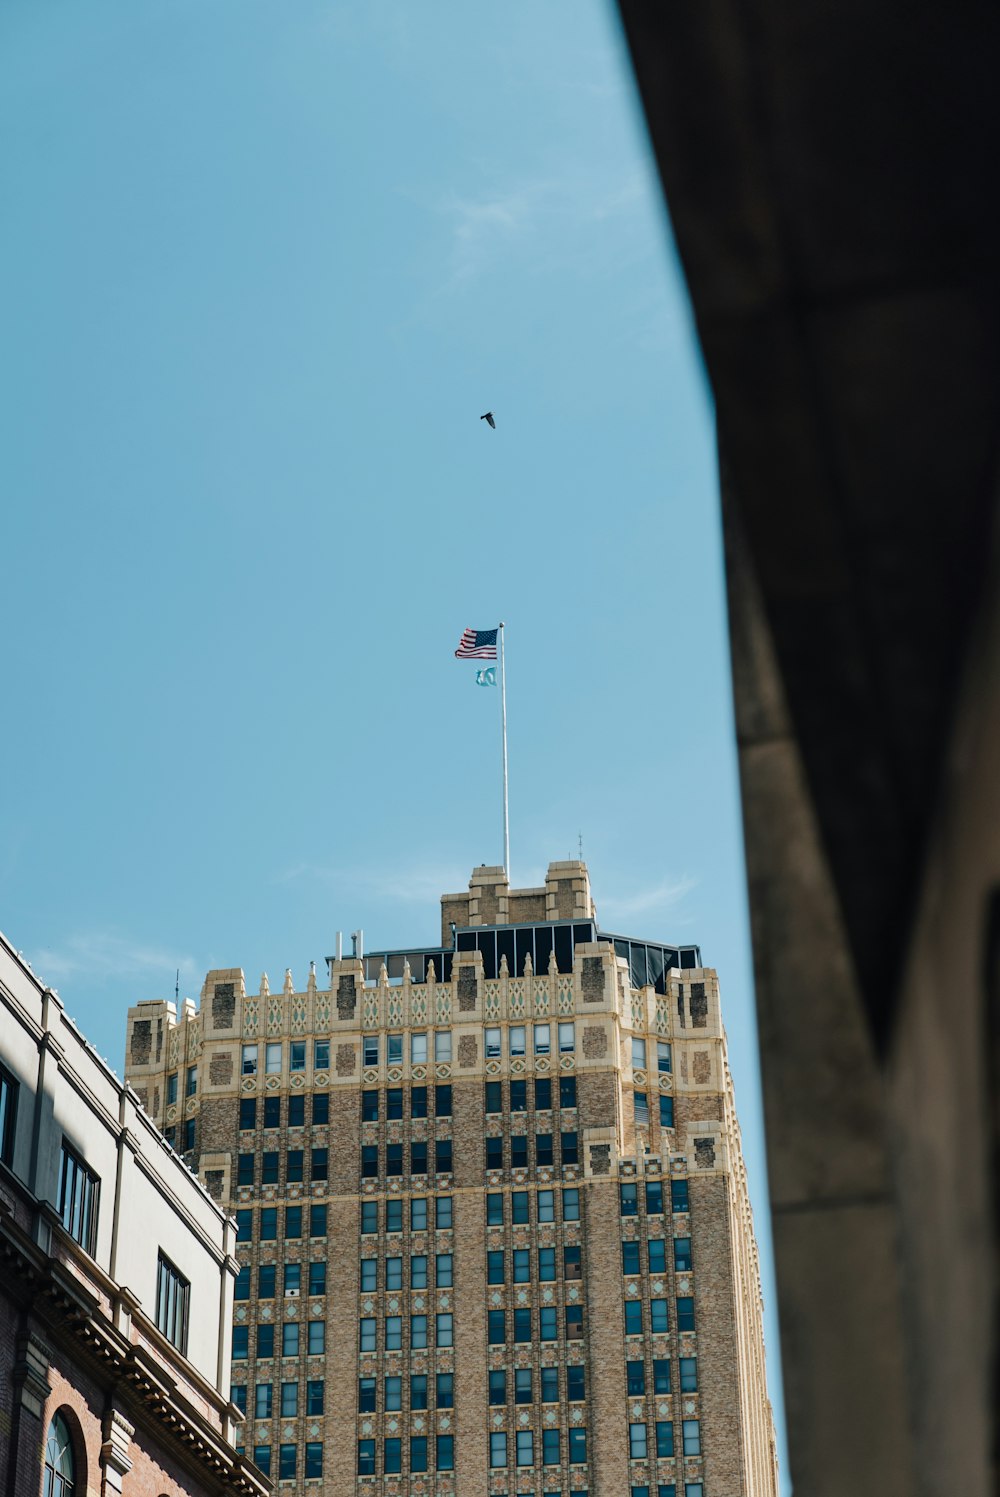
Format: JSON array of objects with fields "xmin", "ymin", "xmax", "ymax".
[{"xmin": 124, "ymin": 861, "xmax": 778, "ymax": 1497}]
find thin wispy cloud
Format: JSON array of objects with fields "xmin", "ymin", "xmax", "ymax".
[
  {"xmin": 598, "ymin": 873, "xmax": 699, "ymax": 927},
  {"xmin": 31, "ymin": 932, "xmax": 200, "ymax": 990},
  {"xmin": 275, "ymin": 861, "xmax": 470, "ymax": 905}
]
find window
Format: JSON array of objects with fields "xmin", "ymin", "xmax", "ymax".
[
  {"xmin": 308, "ymin": 1320, "xmax": 324, "ymax": 1354},
  {"xmin": 234, "ymin": 1265, "xmax": 250, "ymax": 1300},
  {"xmin": 539, "ymin": 1306, "xmax": 557, "ymax": 1341},
  {"xmin": 488, "ymin": 1310, "xmax": 506, "ymax": 1345},
  {"xmin": 623, "ymin": 1241, "xmax": 641, "ymax": 1274},
  {"xmin": 361, "ymin": 1090, "xmax": 378, "ymax": 1123},
  {"xmin": 254, "ymin": 1447, "xmax": 271, "ymax": 1478},
  {"xmin": 632, "ymin": 1036, "xmax": 647, "ymax": 1069},
  {"xmin": 680, "ymin": 1356, "xmax": 698, "ymax": 1392},
  {"xmin": 279, "ymin": 1382, "xmax": 296, "ymax": 1416},
  {"xmin": 677, "ymin": 1296, "xmax": 696, "ymax": 1332},
  {"xmin": 490, "ymin": 1432, "xmax": 508, "ymax": 1468},
  {"xmin": 278, "ymin": 1444, "xmax": 296, "ymax": 1481},
  {"xmin": 509, "ymin": 1025, "xmax": 526, "ymax": 1056},
  {"xmin": 686, "ymin": 1487, "xmax": 704, "ymax": 1497},
  {"xmin": 314, "ymin": 1040, "xmax": 329, "ymax": 1071},
  {"xmin": 540, "ymin": 1365, "xmax": 559, "ymax": 1402},
  {"xmin": 565, "ymin": 1305, "xmax": 583, "ymax": 1340},
  {"xmin": 568, "ymin": 1428, "xmax": 587, "ymax": 1464},
  {"xmin": 487, "ymin": 1193, "xmax": 504, "ymax": 1226},
  {"xmin": 671, "ymin": 1178, "xmax": 690, "ymax": 1214},
  {"xmin": 510, "ymin": 1079, "xmax": 527, "ymax": 1111},
  {"xmin": 656, "ymin": 1421, "xmax": 674, "ymax": 1458},
  {"xmin": 541, "ymin": 1246, "xmax": 558, "ymax": 1280},
  {"xmin": 284, "ymin": 1262, "xmax": 301, "ymax": 1295},
  {"xmin": 487, "ymin": 1249, "xmax": 505, "ymax": 1284},
  {"xmin": 436, "ymin": 1195, "xmax": 453, "ymax": 1228},
  {"xmin": 675, "ymin": 1236, "xmax": 692, "ymax": 1272},
  {"xmin": 310, "ymin": 1203, "xmax": 327, "ymax": 1237},
  {"xmin": 683, "ymin": 1420, "xmax": 701, "ymax": 1457},
  {"xmin": 360, "ymin": 1257, "xmax": 378, "ymax": 1291},
  {"xmin": 43, "ymin": 1414, "xmax": 75, "ymax": 1497},
  {"xmin": 646, "ymin": 1180, "xmax": 664, "ymax": 1215},
  {"xmin": 536, "ymin": 1133, "xmax": 553, "ymax": 1166},
  {"xmin": 659, "ymin": 1094, "xmax": 674, "ymax": 1128},
  {"xmin": 409, "ymin": 1139, "xmax": 427, "ymax": 1175},
  {"xmin": 411, "ymin": 1031, "xmax": 428, "ymax": 1064},
  {"xmin": 231, "ymin": 1383, "xmax": 247, "ymax": 1414},
  {"xmin": 387, "ymin": 1033, "xmax": 403, "ymax": 1065},
  {"xmin": 59, "ymin": 1144, "xmax": 99, "ymax": 1253},
  {"xmin": 436, "ymin": 1084, "xmax": 453, "ymax": 1117},
  {"xmin": 287, "ymin": 1092, "xmax": 303, "ymax": 1127},
  {"xmin": 620, "ymin": 1182, "xmax": 638, "ymax": 1217},
  {"xmin": 258, "ymin": 1263, "xmax": 276, "ymax": 1297},
  {"xmin": 559, "ymin": 1075, "xmax": 577, "ymax": 1109},
  {"xmin": 410, "ymin": 1314, "xmax": 427, "ymax": 1349},
  {"xmin": 512, "ymin": 1248, "xmax": 530, "ymax": 1284},
  {"xmin": 543, "ymin": 1428, "xmax": 561, "ymax": 1466},
  {"xmin": 238, "ymin": 1153, "xmax": 255, "ymax": 1187},
  {"xmin": 389, "ymin": 1200, "xmax": 404, "ymax": 1233},
  {"xmin": 435, "ymin": 1138, "xmax": 453, "ymax": 1173},
  {"xmin": 567, "ymin": 1364, "xmax": 585, "ymax": 1401},
  {"xmin": 486, "ymin": 1136, "xmax": 503, "ymax": 1170},
  {"xmin": 538, "ymin": 1189, "xmax": 555, "ymax": 1223},
  {"xmin": 286, "ymin": 1149, "xmax": 304, "ymax": 1183},
  {"xmin": 386, "ymin": 1315, "xmax": 403, "ymax": 1351},
  {"xmin": 562, "ymin": 1130, "xmax": 579, "ymax": 1164},
  {"xmin": 489, "ymin": 1369, "xmax": 506, "ymax": 1404},
  {"xmin": 257, "ymin": 1324, "xmax": 274, "ymax": 1358},
  {"xmin": 437, "ymin": 1371, "xmax": 454, "ymax": 1407},
  {"xmin": 512, "ymin": 1191, "xmax": 530, "ymax": 1224},
  {"xmin": 166, "ymin": 1073, "xmax": 178, "ymax": 1105},
  {"xmin": 383, "ymin": 1087, "xmax": 403, "ymax": 1121},
  {"xmin": 534, "ymin": 1023, "xmax": 550, "ymax": 1055},
  {"xmin": 535, "ymin": 1076, "xmax": 552, "ymax": 1110},
  {"xmin": 437, "ymin": 1435, "xmax": 454, "ymax": 1471},
  {"xmin": 650, "ymin": 1299, "xmax": 669, "ymax": 1334},
  {"xmin": 362, "ymin": 1035, "xmax": 379, "ymax": 1067},
  {"xmin": 265, "ymin": 1042, "xmax": 281, "ymax": 1074},
  {"xmin": 182, "ymin": 1118, "xmax": 195, "ymax": 1152},
  {"xmin": 514, "ymin": 1307, "xmax": 532, "ymax": 1342},
  {"xmin": 653, "ymin": 1358, "xmax": 671, "ymax": 1393},
  {"xmin": 437, "ymin": 1312, "xmax": 453, "ymax": 1347},
  {"xmin": 625, "ymin": 1301, "xmax": 643, "ymax": 1336},
  {"xmin": 658, "ymin": 1040, "xmax": 672, "ymax": 1073},
  {"xmin": 384, "ymin": 1439, "xmax": 402, "ymax": 1475},
  {"xmin": 361, "ymin": 1144, "xmax": 378, "ymax": 1178},
  {"xmin": 649, "ymin": 1238, "xmax": 666, "ymax": 1274},
  {"xmin": 304, "ymin": 1444, "xmax": 322, "ymax": 1480},
  {"xmin": 285, "ymin": 1205, "xmax": 302, "ymax": 1238},
  {"xmin": 411, "ymin": 1085, "xmax": 427, "ymax": 1118},
  {"xmin": 563, "ymin": 1187, "xmax": 580, "ymax": 1220},
  {"xmin": 238, "ymin": 1097, "xmax": 256, "ymax": 1130},
  {"xmin": 634, "ymin": 1091, "xmax": 650, "ymax": 1125},
  {"xmin": 387, "ymin": 1142, "xmax": 403, "ymax": 1177},
  {"xmin": 232, "ymin": 1326, "xmax": 249, "ymax": 1360},
  {"xmin": 630, "ymin": 1423, "xmax": 648, "ymax": 1459},
  {"xmin": 262, "ymin": 1151, "xmax": 279, "ymax": 1185},
  {"xmin": 485, "ymin": 1027, "xmax": 502, "ymax": 1059},
  {"xmin": 411, "ymin": 1197, "xmax": 428, "ymax": 1230},
  {"xmin": 514, "ymin": 1367, "xmax": 532, "ymax": 1404},
  {"xmin": 307, "ymin": 1379, "xmax": 324, "ymax": 1414},
  {"xmin": 281, "ymin": 1322, "xmax": 299, "ymax": 1357},
  {"xmin": 410, "ymin": 1436, "xmax": 427, "ymax": 1474},
  {"xmin": 436, "ymin": 1252, "xmax": 453, "ymax": 1288},
  {"xmin": 386, "ymin": 1376, "xmax": 402, "ymax": 1411},
  {"xmin": 357, "ymin": 1441, "xmax": 375, "ymax": 1477},
  {"xmin": 241, "ymin": 1044, "xmax": 258, "ymax": 1075},
  {"xmin": 435, "ymin": 1030, "xmax": 452, "ymax": 1062},
  {"xmin": 559, "ymin": 1021, "xmax": 575, "ymax": 1052},
  {"xmin": 485, "ymin": 1081, "xmax": 503, "ymax": 1113},
  {"xmin": 510, "ymin": 1134, "xmax": 528, "ymax": 1169},
  {"xmin": 236, "ymin": 1209, "xmax": 252, "ymax": 1242},
  {"xmin": 627, "ymin": 1360, "xmax": 645, "ymax": 1395},
  {"xmin": 264, "ymin": 1096, "xmax": 280, "ymax": 1129},
  {"xmin": 359, "ymin": 1318, "xmax": 376, "ymax": 1352},
  {"xmin": 183, "ymin": 1063, "xmax": 197, "ymax": 1097},
  {"xmin": 312, "ymin": 1092, "xmax": 328, "ymax": 1125}
]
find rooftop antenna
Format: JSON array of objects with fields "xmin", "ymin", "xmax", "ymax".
[
  {"xmin": 578, "ymin": 831, "xmax": 583, "ymax": 862},
  {"xmin": 175, "ymin": 968, "xmax": 179, "ymax": 1002}
]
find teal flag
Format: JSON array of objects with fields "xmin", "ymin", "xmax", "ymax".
[{"xmin": 475, "ymin": 666, "xmax": 498, "ymax": 687}]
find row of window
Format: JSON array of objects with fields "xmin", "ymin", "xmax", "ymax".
[
  {"xmin": 484, "ymin": 1023, "xmax": 577, "ymax": 1059},
  {"xmin": 635, "ymin": 1092, "xmax": 674, "ymax": 1128},
  {"xmin": 363, "ymin": 1138, "xmax": 453, "ymax": 1176},
  {"xmin": 360, "ymin": 1372, "xmax": 454, "ymax": 1410},
  {"xmin": 362, "ymin": 1084, "xmax": 452, "ymax": 1120},
  {"xmin": 629, "ymin": 1419, "xmax": 701, "ymax": 1458},
  {"xmin": 486, "ymin": 1131, "xmax": 580, "ymax": 1168},
  {"xmin": 235, "ymin": 1261, "xmax": 327, "ymax": 1299},
  {"xmin": 242, "ymin": 1041, "xmax": 334, "ymax": 1075},
  {"xmin": 627, "ymin": 1357, "xmax": 698, "ymax": 1395},
  {"xmin": 246, "ymin": 1443, "xmax": 323, "ymax": 1481},
  {"xmin": 621, "ymin": 1179, "xmax": 689, "ymax": 1215},
  {"xmin": 623, "ymin": 1237, "xmax": 692, "ymax": 1275},
  {"xmin": 633, "ymin": 1486, "xmax": 703, "ymax": 1497},
  {"xmin": 361, "ymin": 1253, "xmax": 452, "ymax": 1290},
  {"xmin": 239, "ymin": 1093, "xmax": 329, "ymax": 1129},
  {"xmin": 235, "ymin": 1193, "xmax": 461, "ymax": 1243},
  {"xmin": 238, "ymin": 1147, "xmax": 328, "ymax": 1185},
  {"xmin": 165, "ymin": 1065, "xmax": 198, "ymax": 1104},
  {"xmin": 624, "ymin": 1298, "xmax": 696, "ymax": 1336},
  {"xmin": 487, "ymin": 1244, "xmax": 581, "ymax": 1282},
  {"xmin": 164, "ymin": 1119, "xmax": 196, "ymax": 1152},
  {"xmin": 232, "ymin": 1321, "xmax": 325, "ymax": 1359},
  {"xmin": 488, "ymin": 1429, "xmax": 588, "ymax": 1468},
  {"xmin": 231, "ymin": 1379, "xmax": 325, "ymax": 1417},
  {"xmin": 235, "ymin": 1203, "xmax": 328, "ymax": 1240},
  {"xmin": 359, "ymin": 1313, "xmax": 454, "ymax": 1350},
  {"xmin": 357, "ymin": 1436, "xmax": 455, "ymax": 1475},
  {"xmin": 631, "ymin": 1038, "xmax": 672, "ymax": 1073},
  {"xmin": 489, "ymin": 1365, "xmax": 585, "ymax": 1403},
  {"xmin": 488, "ymin": 1306, "xmax": 584, "ymax": 1343},
  {"xmin": 486, "ymin": 1188, "xmax": 582, "ymax": 1225},
  {"xmin": 485, "ymin": 1076, "xmax": 577, "ymax": 1112}
]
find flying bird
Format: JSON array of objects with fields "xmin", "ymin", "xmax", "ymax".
[{"xmin": 480, "ymin": 411, "xmax": 495, "ymax": 429}]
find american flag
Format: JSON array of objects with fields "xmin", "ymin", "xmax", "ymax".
[{"xmin": 454, "ymin": 627, "xmax": 498, "ymax": 660}]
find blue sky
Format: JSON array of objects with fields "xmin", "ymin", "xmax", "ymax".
[{"xmin": 1, "ymin": 2, "xmax": 787, "ymax": 1483}]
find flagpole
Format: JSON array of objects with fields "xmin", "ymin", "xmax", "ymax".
[{"xmin": 499, "ymin": 621, "xmax": 510, "ymax": 877}]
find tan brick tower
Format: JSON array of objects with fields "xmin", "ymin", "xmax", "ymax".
[{"xmin": 124, "ymin": 860, "xmax": 779, "ymax": 1497}]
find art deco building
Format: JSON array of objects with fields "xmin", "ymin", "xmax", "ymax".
[
  {"xmin": 124, "ymin": 861, "xmax": 778, "ymax": 1497},
  {"xmin": 0, "ymin": 929, "xmax": 268, "ymax": 1497}
]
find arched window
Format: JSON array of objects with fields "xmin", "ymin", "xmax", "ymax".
[{"xmin": 43, "ymin": 1414, "xmax": 74, "ymax": 1497}]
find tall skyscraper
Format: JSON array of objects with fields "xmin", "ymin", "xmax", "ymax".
[{"xmin": 124, "ymin": 860, "xmax": 778, "ymax": 1497}]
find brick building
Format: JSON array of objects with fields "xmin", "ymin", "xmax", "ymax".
[
  {"xmin": 124, "ymin": 860, "xmax": 778, "ymax": 1497},
  {"xmin": 0, "ymin": 930, "xmax": 270, "ymax": 1497}
]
